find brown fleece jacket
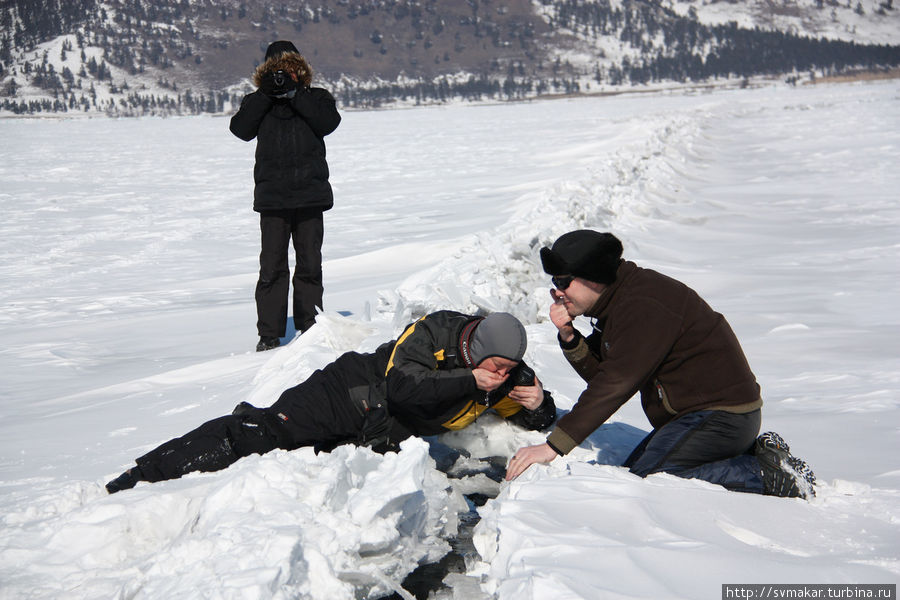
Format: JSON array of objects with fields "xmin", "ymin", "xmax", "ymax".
[{"xmin": 547, "ymin": 261, "xmax": 762, "ymax": 455}]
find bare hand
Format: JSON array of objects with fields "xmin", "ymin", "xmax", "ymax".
[
  {"xmin": 472, "ymin": 368, "xmax": 508, "ymax": 392},
  {"xmin": 549, "ymin": 289, "xmax": 576, "ymax": 343},
  {"xmin": 505, "ymin": 443, "xmax": 559, "ymax": 481},
  {"xmin": 508, "ymin": 376, "xmax": 544, "ymax": 410}
]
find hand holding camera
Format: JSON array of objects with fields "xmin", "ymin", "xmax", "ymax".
[
  {"xmin": 473, "ymin": 366, "xmax": 508, "ymax": 392},
  {"xmin": 508, "ymin": 364, "xmax": 543, "ymax": 410},
  {"xmin": 260, "ymin": 70, "xmax": 298, "ymax": 98}
]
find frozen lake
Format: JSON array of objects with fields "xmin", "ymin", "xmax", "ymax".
[{"xmin": 1, "ymin": 79, "xmax": 898, "ymax": 599}]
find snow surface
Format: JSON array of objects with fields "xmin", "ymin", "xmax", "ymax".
[
  {"xmin": 1, "ymin": 79, "xmax": 899, "ymax": 599},
  {"xmin": 666, "ymin": 0, "xmax": 900, "ymax": 45}
]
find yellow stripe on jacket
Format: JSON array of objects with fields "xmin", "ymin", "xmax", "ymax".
[
  {"xmin": 385, "ymin": 315, "xmax": 523, "ymax": 431},
  {"xmin": 441, "ymin": 396, "xmax": 522, "ymax": 430},
  {"xmin": 385, "ymin": 317, "xmax": 425, "ymax": 376}
]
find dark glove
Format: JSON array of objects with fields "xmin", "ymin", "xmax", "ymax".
[
  {"xmin": 506, "ymin": 390, "xmax": 557, "ymax": 431},
  {"xmin": 259, "ymin": 70, "xmax": 298, "ymax": 98}
]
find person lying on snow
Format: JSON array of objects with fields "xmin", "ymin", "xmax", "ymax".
[
  {"xmin": 107, "ymin": 311, "xmax": 557, "ymax": 493},
  {"xmin": 505, "ymin": 231, "xmax": 816, "ymax": 500}
]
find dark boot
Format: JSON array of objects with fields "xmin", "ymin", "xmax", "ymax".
[
  {"xmin": 105, "ymin": 466, "xmax": 146, "ymax": 494},
  {"xmin": 755, "ymin": 432, "xmax": 816, "ymax": 499},
  {"xmin": 256, "ymin": 336, "xmax": 280, "ymax": 352}
]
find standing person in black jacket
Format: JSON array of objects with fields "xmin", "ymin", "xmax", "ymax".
[
  {"xmin": 230, "ymin": 41, "xmax": 342, "ymax": 352},
  {"xmin": 105, "ymin": 311, "xmax": 557, "ymax": 494}
]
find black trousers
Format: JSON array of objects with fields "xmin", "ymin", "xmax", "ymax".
[
  {"xmin": 134, "ymin": 352, "xmax": 377, "ymax": 483},
  {"xmin": 256, "ymin": 208, "xmax": 324, "ymax": 338}
]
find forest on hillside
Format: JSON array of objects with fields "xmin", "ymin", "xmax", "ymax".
[{"xmin": 2, "ymin": 0, "xmax": 899, "ymax": 114}]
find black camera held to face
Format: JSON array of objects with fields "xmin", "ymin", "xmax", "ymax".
[
  {"xmin": 488, "ymin": 362, "xmax": 537, "ymax": 404},
  {"xmin": 511, "ymin": 363, "xmax": 535, "ymax": 387},
  {"xmin": 261, "ymin": 70, "xmax": 297, "ymax": 99}
]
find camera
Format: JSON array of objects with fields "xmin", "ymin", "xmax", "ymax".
[
  {"xmin": 511, "ymin": 364, "xmax": 535, "ymax": 387},
  {"xmin": 272, "ymin": 70, "xmax": 287, "ymax": 89}
]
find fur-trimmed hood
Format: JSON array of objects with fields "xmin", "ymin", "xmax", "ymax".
[{"xmin": 252, "ymin": 53, "xmax": 313, "ymax": 88}]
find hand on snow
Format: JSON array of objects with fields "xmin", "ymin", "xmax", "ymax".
[{"xmin": 505, "ymin": 443, "xmax": 558, "ymax": 481}]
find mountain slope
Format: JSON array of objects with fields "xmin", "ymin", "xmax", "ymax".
[{"xmin": 1, "ymin": 0, "xmax": 898, "ymax": 115}]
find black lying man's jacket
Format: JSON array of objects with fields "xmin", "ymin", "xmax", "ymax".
[{"xmin": 376, "ymin": 310, "xmax": 556, "ymax": 438}]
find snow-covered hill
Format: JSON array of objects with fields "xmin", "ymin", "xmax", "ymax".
[
  {"xmin": 672, "ymin": 0, "xmax": 900, "ymax": 43},
  {"xmin": 2, "ymin": 0, "xmax": 898, "ymax": 115}
]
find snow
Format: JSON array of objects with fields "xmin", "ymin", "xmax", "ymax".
[
  {"xmin": 1, "ymin": 79, "xmax": 899, "ymax": 599},
  {"xmin": 666, "ymin": 0, "xmax": 900, "ymax": 45}
]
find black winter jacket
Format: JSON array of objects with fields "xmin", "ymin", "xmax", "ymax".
[
  {"xmin": 260, "ymin": 310, "xmax": 556, "ymax": 455},
  {"xmin": 335, "ymin": 311, "xmax": 556, "ymax": 451},
  {"xmin": 380, "ymin": 310, "xmax": 557, "ymax": 437},
  {"xmin": 229, "ymin": 84, "xmax": 341, "ymax": 212}
]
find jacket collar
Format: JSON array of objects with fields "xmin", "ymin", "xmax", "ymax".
[{"xmin": 586, "ymin": 260, "xmax": 636, "ymax": 317}]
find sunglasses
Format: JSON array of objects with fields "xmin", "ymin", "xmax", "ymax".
[{"xmin": 552, "ymin": 275, "xmax": 575, "ymax": 290}]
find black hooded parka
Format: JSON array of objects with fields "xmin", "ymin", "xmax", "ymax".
[{"xmin": 229, "ymin": 54, "xmax": 341, "ymax": 212}]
